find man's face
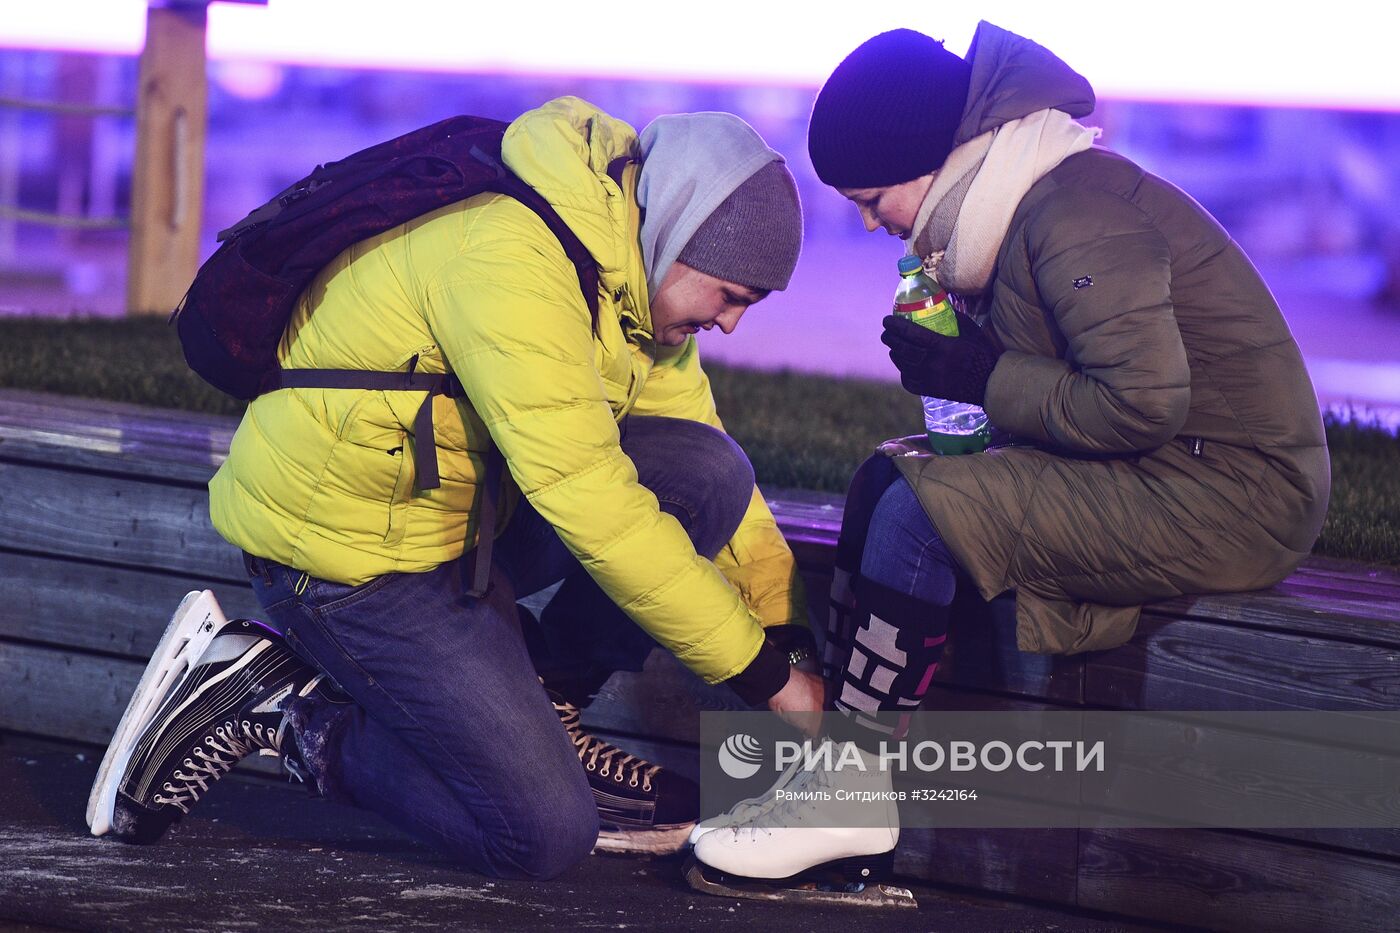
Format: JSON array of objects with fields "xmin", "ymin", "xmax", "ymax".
[
  {"xmin": 649, "ymin": 261, "xmax": 769, "ymax": 348},
  {"xmin": 837, "ymin": 173, "xmax": 938, "ymax": 239}
]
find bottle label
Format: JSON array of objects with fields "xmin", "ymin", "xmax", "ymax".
[{"xmin": 897, "ymin": 294, "xmax": 959, "ymax": 338}]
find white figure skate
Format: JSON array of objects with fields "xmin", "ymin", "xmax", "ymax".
[
  {"xmin": 687, "ymin": 737, "xmax": 820, "ymax": 847},
  {"xmin": 685, "ymin": 740, "xmax": 915, "ymax": 909}
]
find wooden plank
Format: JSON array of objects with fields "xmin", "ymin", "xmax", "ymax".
[
  {"xmin": 4, "ymin": 386, "xmax": 1396, "ymax": 637},
  {"xmin": 0, "ymin": 642, "xmax": 278, "ymax": 775},
  {"xmin": 0, "ymin": 389, "xmax": 237, "ymax": 440},
  {"xmin": 0, "ymin": 551, "xmax": 260, "ymax": 659},
  {"xmin": 0, "ymin": 642, "xmax": 145, "ymax": 745},
  {"xmin": 0, "ymin": 392, "xmax": 232, "ymax": 484},
  {"xmin": 1288, "ymin": 556, "xmax": 1400, "ymax": 594},
  {"xmin": 0, "ymin": 461, "xmax": 244, "ymax": 583},
  {"xmin": 765, "ymin": 494, "xmax": 842, "ymax": 545},
  {"xmin": 920, "ymin": 686, "xmax": 1400, "ymax": 860},
  {"xmin": 126, "ymin": 3, "xmax": 208, "ymax": 316},
  {"xmin": 0, "ymin": 431, "xmax": 222, "ymax": 487},
  {"xmin": 0, "ymin": 405, "xmax": 233, "ymax": 457},
  {"xmin": 1085, "ymin": 616, "xmax": 1400, "ymax": 711},
  {"xmin": 1078, "ymin": 828, "xmax": 1400, "ymax": 933},
  {"xmin": 1262, "ymin": 827, "xmax": 1400, "ymax": 861},
  {"xmin": 893, "ymin": 686, "xmax": 1083, "ymax": 900},
  {"xmin": 1272, "ymin": 571, "xmax": 1400, "ymax": 604},
  {"xmin": 1149, "ymin": 588, "xmax": 1400, "ymax": 646},
  {"xmin": 895, "ymin": 828, "xmax": 1080, "ymax": 904},
  {"xmin": 1087, "ymin": 709, "xmax": 1400, "ymax": 830}
]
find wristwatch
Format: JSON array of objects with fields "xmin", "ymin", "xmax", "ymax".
[{"xmin": 765, "ymin": 624, "xmax": 817, "ymax": 667}]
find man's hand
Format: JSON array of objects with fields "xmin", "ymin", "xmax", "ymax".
[
  {"xmin": 880, "ymin": 312, "xmax": 1003, "ymax": 405},
  {"xmin": 768, "ymin": 666, "xmax": 825, "ymax": 737}
]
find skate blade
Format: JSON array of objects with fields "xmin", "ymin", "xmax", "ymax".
[
  {"xmin": 593, "ymin": 821, "xmax": 696, "ymax": 857},
  {"xmin": 86, "ymin": 590, "xmax": 228, "ymax": 836},
  {"xmin": 683, "ymin": 855, "xmax": 917, "ymax": 910}
]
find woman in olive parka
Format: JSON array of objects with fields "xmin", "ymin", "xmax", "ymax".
[
  {"xmin": 819, "ymin": 19, "xmax": 1328, "ymax": 685},
  {"xmin": 692, "ymin": 22, "xmax": 1329, "ymax": 880}
]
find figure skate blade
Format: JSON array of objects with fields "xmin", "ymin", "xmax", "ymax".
[{"xmin": 684, "ymin": 854, "xmax": 917, "ymax": 910}]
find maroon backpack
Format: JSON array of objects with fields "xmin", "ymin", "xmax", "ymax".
[{"xmin": 174, "ymin": 114, "xmax": 602, "ymax": 595}]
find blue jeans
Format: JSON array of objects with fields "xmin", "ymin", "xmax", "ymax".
[{"xmin": 246, "ymin": 416, "xmax": 754, "ymax": 880}]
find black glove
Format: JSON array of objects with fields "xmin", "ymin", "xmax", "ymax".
[{"xmin": 880, "ymin": 311, "xmax": 1004, "ymax": 406}]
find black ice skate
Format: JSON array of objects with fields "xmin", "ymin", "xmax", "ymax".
[
  {"xmin": 544, "ymin": 684, "xmax": 698, "ymax": 855},
  {"xmin": 88, "ymin": 595, "xmax": 333, "ymax": 843}
]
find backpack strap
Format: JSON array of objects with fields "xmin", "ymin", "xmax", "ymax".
[
  {"xmin": 274, "ymin": 357, "xmax": 496, "ymax": 595},
  {"xmin": 272, "ymin": 357, "xmax": 461, "ymax": 490},
  {"xmin": 473, "ymin": 145, "xmax": 601, "ymax": 329}
]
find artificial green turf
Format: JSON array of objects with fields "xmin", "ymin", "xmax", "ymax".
[
  {"xmin": 2, "ymin": 315, "xmax": 1396, "ymax": 566},
  {"xmin": 0, "ymin": 316, "xmax": 244, "ymax": 417},
  {"xmin": 1311, "ymin": 408, "xmax": 1400, "ymax": 567}
]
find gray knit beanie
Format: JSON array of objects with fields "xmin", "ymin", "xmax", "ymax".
[
  {"xmin": 675, "ymin": 161, "xmax": 803, "ymax": 292},
  {"xmin": 638, "ymin": 111, "xmax": 803, "ymax": 297}
]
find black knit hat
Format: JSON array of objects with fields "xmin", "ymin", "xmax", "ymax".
[{"xmin": 808, "ymin": 29, "xmax": 973, "ymax": 188}]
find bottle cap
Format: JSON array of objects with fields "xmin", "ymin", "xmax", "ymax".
[{"xmin": 897, "ymin": 255, "xmax": 923, "ymax": 275}]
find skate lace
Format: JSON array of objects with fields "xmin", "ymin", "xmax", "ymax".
[
  {"xmin": 712, "ymin": 739, "xmax": 818, "ymax": 827},
  {"xmin": 552, "ymin": 697, "xmax": 661, "ymax": 793},
  {"xmin": 741, "ymin": 740, "xmax": 869, "ymax": 835},
  {"xmin": 750, "ymin": 757, "xmax": 836, "ymax": 830},
  {"xmin": 151, "ymin": 719, "xmax": 286, "ymax": 813}
]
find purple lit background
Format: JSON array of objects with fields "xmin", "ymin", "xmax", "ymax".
[{"xmin": 3, "ymin": 15, "xmax": 1400, "ymax": 424}]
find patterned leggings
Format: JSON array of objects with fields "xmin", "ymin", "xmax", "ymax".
[{"xmin": 824, "ymin": 455, "xmax": 958, "ymax": 739}]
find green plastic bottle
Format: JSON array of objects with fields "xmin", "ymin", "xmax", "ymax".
[
  {"xmin": 893, "ymin": 254, "xmax": 959, "ymax": 336},
  {"xmin": 892, "ymin": 255, "xmax": 991, "ymax": 455}
]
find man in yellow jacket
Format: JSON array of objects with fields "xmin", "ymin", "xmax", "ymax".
[{"xmin": 92, "ymin": 97, "xmax": 823, "ymax": 878}]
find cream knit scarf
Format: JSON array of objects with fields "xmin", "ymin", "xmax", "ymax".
[{"xmin": 911, "ymin": 109, "xmax": 1100, "ymax": 294}]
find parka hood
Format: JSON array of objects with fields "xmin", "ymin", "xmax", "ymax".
[
  {"xmin": 500, "ymin": 97, "xmax": 643, "ymax": 297},
  {"xmin": 955, "ymin": 21, "xmax": 1096, "ymax": 146}
]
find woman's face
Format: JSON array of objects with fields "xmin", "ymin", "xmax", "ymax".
[{"xmin": 837, "ymin": 173, "xmax": 938, "ymax": 239}]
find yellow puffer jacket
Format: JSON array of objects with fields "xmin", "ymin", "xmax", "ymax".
[{"xmin": 209, "ymin": 97, "xmax": 806, "ymax": 685}]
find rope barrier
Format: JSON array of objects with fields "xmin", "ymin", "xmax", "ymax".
[
  {"xmin": 0, "ymin": 96, "xmax": 134, "ymax": 231},
  {"xmin": 0, "ymin": 96, "xmax": 134, "ymax": 119},
  {"xmin": 0, "ymin": 205, "xmax": 128, "ymax": 231}
]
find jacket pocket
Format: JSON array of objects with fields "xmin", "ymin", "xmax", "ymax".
[{"xmin": 383, "ymin": 431, "xmax": 413, "ymax": 548}]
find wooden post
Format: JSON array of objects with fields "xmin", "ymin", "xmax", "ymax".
[{"xmin": 126, "ymin": 1, "xmax": 208, "ymax": 316}]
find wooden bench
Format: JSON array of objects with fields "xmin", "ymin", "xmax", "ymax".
[{"xmin": 2, "ymin": 388, "xmax": 1398, "ymax": 931}]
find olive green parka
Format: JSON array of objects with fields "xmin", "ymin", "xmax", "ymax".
[{"xmin": 889, "ymin": 24, "xmax": 1330, "ymax": 653}]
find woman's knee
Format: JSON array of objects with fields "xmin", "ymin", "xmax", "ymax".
[
  {"xmin": 860, "ymin": 479, "xmax": 957, "ymax": 605},
  {"xmin": 846, "ymin": 452, "xmax": 902, "ymax": 502},
  {"xmin": 837, "ymin": 453, "xmax": 906, "ymax": 568}
]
